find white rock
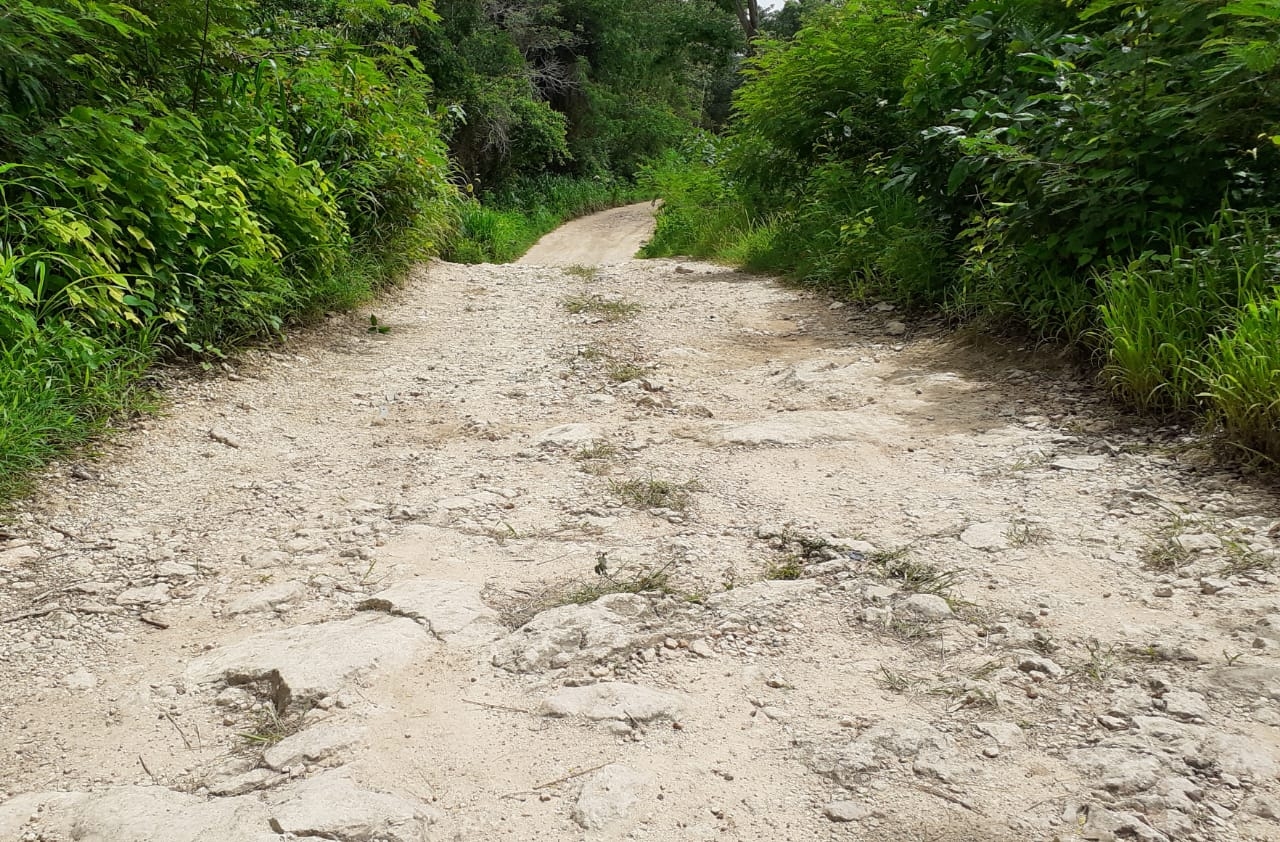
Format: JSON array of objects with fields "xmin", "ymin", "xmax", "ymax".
[
  {"xmin": 1199, "ymin": 577, "xmax": 1230, "ymax": 594},
  {"xmin": 492, "ymin": 593, "xmax": 695, "ymax": 673},
  {"xmin": 1050, "ymin": 456, "xmax": 1106, "ymax": 471},
  {"xmin": 534, "ymin": 423, "xmax": 597, "ymax": 448},
  {"xmin": 115, "ymin": 583, "xmax": 171, "ymax": 606},
  {"xmin": 268, "ymin": 771, "xmax": 436, "ymax": 842},
  {"xmin": 959, "ymin": 522, "xmax": 1011, "ymax": 551},
  {"xmin": 688, "ymin": 638, "xmax": 716, "ymax": 658},
  {"xmin": 1018, "ymin": 656, "xmax": 1064, "ymax": 678},
  {"xmin": 186, "ymin": 614, "xmax": 428, "ymax": 707},
  {"xmin": 572, "ymin": 764, "xmax": 649, "ymax": 831},
  {"xmin": 226, "ymin": 581, "xmax": 306, "ymax": 616},
  {"xmin": 1069, "ymin": 748, "xmax": 1164, "ymax": 794},
  {"xmin": 1201, "ymin": 732, "xmax": 1280, "ymax": 779},
  {"xmin": 974, "ymin": 721, "xmax": 1023, "ymax": 748},
  {"xmin": 207, "ymin": 768, "xmax": 283, "ymax": 797},
  {"xmin": 63, "ymin": 669, "xmax": 97, "ymax": 691},
  {"xmin": 863, "ymin": 585, "xmax": 896, "ymax": 603},
  {"xmin": 263, "ymin": 723, "xmax": 365, "ymax": 771},
  {"xmin": 900, "ymin": 593, "xmax": 951, "ymax": 620},
  {"xmin": 2, "ymin": 786, "xmax": 275, "ymax": 841},
  {"xmin": 706, "ymin": 411, "xmax": 901, "ymax": 447},
  {"xmin": 1242, "ymin": 794, "xmax": 1280, "ymax": 821},
  {"xmin": 1160, "ymin": 689, "xmax": 1210, "ymax": 723},
  {"xmin": 824, "ymin": 800, "xmax": 872, "ymax": 822},
  {"xmin": 0, "ymin": 544, "xmax": 40, "ymax": 568},
  {"xmin": 542, "ymin": 682, "xmax": 685, "ymax": 724},
  {"xmin": 360, "ymin": 579, "xmax": 503, "ymax": 645},
  {"xmin": 1175, "ymin": 533, "xmax": 1223, "ymax": 552}
]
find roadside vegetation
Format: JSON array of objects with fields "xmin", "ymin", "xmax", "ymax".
[
  {"xmin": 6, "ymin": 0, "xmax": 1278, "ymax": 500},
  {"xmin": 0, "ymin": 0, "xmax": 745, "ymax": 499},
  {"xmin": 642, "ymin": 0, "xmax": 1280, "ymax": 462}
]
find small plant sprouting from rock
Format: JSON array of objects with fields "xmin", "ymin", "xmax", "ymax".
[
  {"xmin": 1220, "ymin": 540, "xmax": 1272, "ymax": 577},
  {"xmin": 759, "ymin": 528, "xmax": 857, "ymax": 581},
  {"xmin": 877, "ymin": 666, "xmax": 918, "ymax": 694},
  {"xmin": 765, "ymin": 555, "xmax": 804, "ymax": 581},
  {"xmin": 237, "ymin": 704, "xmax": 306, "ymax": 748},
  {"xmin": 610, "ymin": 476, "xmax": 700, "ymax": 511},
  {"xmin": 574, "ymin": 440, "xmax": 620, "ymax": 475},
  {"xmin": 606, "ymin": 360, "xmax": 647, "ymax": 383},
  {"xmin": 563, "ymin": 553, "xmax": 678, "ymax": 605},
  {"xmin": 1081, "ymin": 639, "xmax": 1120, "ymax": 685},
  {"xmin": 1005, "ymin": 521, "xmax": 1050, "ymax": 547},
  {"xmin": 869, "ymin": 548, "xmax": 959, "ymax": 597},
  {"xmin": 1141, "ymin": 538, "xmax": 1192, "ymax": 573},
  {"xmin": 561, "ymin": 293, "xmax": 640, "ymax": 322}
]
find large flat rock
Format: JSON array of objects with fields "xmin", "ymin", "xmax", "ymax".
[
  {"xmin": 0, "ymin": 787, "xmax": 275, "ymax": 842},
  {"xmin": 268, "ymin": 771, "xmax": 436, "ymax": 842},
  {"xmin": 360, "ymin": 579, "xmax": 504, "ymax": 645},
  {"xmin": 541, "ymin": 682, "xmax": 685, "ymax": 723},
  {"xmin": 702, "ymin": 410, "xmax": 899, "ymax": 446},
  {"xmin": 185, "ymin": 614, "xmax": 429, "ymax": 708},
  {"xmin": 492, "ymin": 593, "xmax": 698, "ymax": 673}
]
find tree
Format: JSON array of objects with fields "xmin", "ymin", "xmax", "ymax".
[{"xmin": 717, "ymin": 0, "xmax": 760, "ymax": 41}]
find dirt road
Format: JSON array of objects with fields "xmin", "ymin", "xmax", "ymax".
[
  {"xmin": 519, "ymin": 202, "xmax": 658, "ymax": 265},
  {"xmin": 1, "ymin": 207, "xmax": 1279, "ymax": 841}
]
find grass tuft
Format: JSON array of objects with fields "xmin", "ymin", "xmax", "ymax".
[{"xmin": 610, "ymin": 476, "xmax": 700, "ymax": 511}]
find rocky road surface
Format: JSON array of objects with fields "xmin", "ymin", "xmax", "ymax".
[{"xmin": 2, "ymin": 203, "xmax": 1280, "ymax": 841}]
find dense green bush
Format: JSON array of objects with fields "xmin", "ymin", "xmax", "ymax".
[
  {"xmin": 0, "ymin": 0, "xmax": 459, "ymax": 497},
  {"xmin": 645, "ymin": 0, "xmax": 1280, "ymax": 461}
]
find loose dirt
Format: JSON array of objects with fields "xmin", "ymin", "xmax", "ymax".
[{"xmin": 1, "ymin": 204, "xmax": 1279, "ymax": 842}]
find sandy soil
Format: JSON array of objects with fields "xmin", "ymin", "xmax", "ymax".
[{"xmin": 1, "ymin": 206, "xmax": 1279, "ymax": 842}]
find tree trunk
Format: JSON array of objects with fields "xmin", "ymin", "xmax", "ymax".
[{"xmin": 733, "ymin": 0, "xmax": 759, "ymax": 41}]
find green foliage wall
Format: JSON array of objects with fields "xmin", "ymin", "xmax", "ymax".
[{"xmin": 645, "ymin": 0, "xmax": 1280, "ymax": 461}]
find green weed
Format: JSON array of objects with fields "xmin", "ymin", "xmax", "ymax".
[
  {"xmin": 610, "ymin": 476, "xmax": 700, "ymax": 511},
  {"xmin": 561, "ymin": 294, "xmax": 641, "ymax": 322},
  {"xmin": 869, "ymin": 548, "xmax": 960, "ymax": 597}
]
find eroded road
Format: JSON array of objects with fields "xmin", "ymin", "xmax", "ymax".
[{"xmin": 2, "ymin": 204, "xmax": 1279, "ymax": 841}]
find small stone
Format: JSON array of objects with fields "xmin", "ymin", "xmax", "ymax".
[
  {"xmin": 1050, "ymin": 456, "xmax": 1106, "ymax": 471},
  {"xmin": 1160, "ymin": 689, "xmax": 1210, "ymax": 723},
  {"xmin": 208, "ymin": 427, "xmax": 242, "ymax": 449},
  {"xmin": 1018, "ymin": 656, "xmax": 1064, "ymax": 678},
  {"xmin": 982, "ymin": 746, "xmax": 1000, "ymax": 759},
  {"xmin": 900, "ymin": 593, "xmax": 951, "ymax": 620},
  {"xmin": 1242, "ymin": 794, "xmax": 1280, "ymax": 821},
  {"xmin": 1176, "ymin": 533, "xmax": 1223, "ymax": 552},
  {"xmin": 960, "ymin": 522, "xmax": 1011, "ymax": 551},
  {"xmin": 114, "ymin": 583, "xmax": 171, "ymax": 606},
  {"xmin": 226, "ymin": 581, "xmax": 306, "ymax": 616},
  {"xmin": 824, "ymin": 800, "xmax": 872, "ymax": 822},
  {"xmin": 572, "ymin": 764, "xmax": 648, "ymax": 830},
  {"xmin": 62, "ymin": 669, "xmax": 97, "ymax": 691},
  {"xmin": 688, "ymin": 638, "xmax": 716, "ymax": 658},
  {"xmin": 1199, "ymin": 578, "xmax": 1230, "ymax": 595},
  {"xmin": 885, "ymin": 321, "xmax": 907, "ymax": 336},
  {"xmin": 1153, "ymin": 585, "xmax": 1174, "ymax": 598}
]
